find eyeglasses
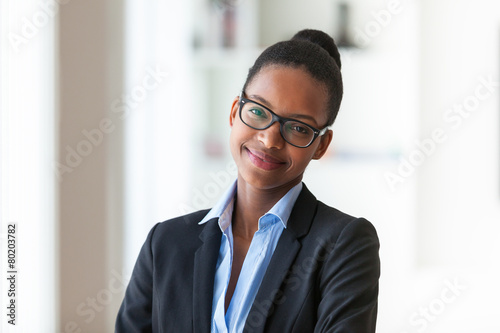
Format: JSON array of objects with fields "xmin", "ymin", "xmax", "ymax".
[{"xmin": 238, "ymin": 91, "xmax": 329, "ymax": 148}]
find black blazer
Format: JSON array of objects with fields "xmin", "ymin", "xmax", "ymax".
[{"xmin": 115, "ymin": 184, "xmax": 380, "ymax": 332}]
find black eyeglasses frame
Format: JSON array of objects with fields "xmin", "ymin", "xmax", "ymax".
[{"xmin": 238, "ymin": 91, "xmax": 329, "ymax": 148}]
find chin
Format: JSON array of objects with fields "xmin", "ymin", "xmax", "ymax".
[{"xmin": 239, "ymin": 169, "xmax": 277, "ymax": 189}]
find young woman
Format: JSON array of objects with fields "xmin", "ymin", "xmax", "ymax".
[{"xmin": 116, "ymin": 29, "xmax": 380, "ymax": 333}]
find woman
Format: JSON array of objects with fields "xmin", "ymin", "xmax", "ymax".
[{"xmin": 116, "ymin": 29, "xmax": 380, "ymax": 333}]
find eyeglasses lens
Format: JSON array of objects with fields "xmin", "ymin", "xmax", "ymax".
[{"xmin": 240, "ymin": 101, "xmax": 314, "ymax": 148}]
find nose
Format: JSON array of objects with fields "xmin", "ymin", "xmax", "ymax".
[{"xmin": 257, "ymin": 122, "xmax": 285, "ymax": 149}]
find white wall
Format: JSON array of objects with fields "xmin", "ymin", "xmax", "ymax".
[
  {"xmin": 413, "ymin": 0, "xmax": 500, "ymax": 331},
  {"xmin": 418, "ymin": 0, "xmax": 500, "ymax": 267},
  {"xmin": 1, "ymin": 0, "xmax": 57, "ymax": 331}
]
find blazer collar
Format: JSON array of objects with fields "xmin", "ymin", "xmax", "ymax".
[
  {"xmin": 283, "ymin": 183, "xmax": 318, "ymax": 238},
  {"xmin": 193, "ymin": 217, "xmax": 222, "ymax": 333},
  {"xmin": 243, "ymin": 184, "xmax": 318, "ymax": 332}
]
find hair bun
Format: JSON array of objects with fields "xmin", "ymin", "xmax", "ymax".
[{"xmin": 291, "ymin": 29, "xmax": 341, "ymax": 70}]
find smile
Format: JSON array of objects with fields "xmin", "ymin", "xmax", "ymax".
[{"xmin": 245, "ymin": 147, "xmax": 286, "ymax": 171}]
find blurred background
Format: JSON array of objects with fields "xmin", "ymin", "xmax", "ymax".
[{"xmin": 2, "ymin": 0, "xmax": 500, "ymax": 332}]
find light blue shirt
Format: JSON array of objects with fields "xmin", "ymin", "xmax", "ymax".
[{"xmin": 199, "ymin": 180, "xmax": 303, "ymax": 333}]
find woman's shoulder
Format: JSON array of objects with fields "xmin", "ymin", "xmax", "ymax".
[
  {"xmin": 292, "ymin": 183, "xmax": 378, "ymax": 242},
  {"xmin": 310, "ymin": 200, "xmax": 379, "ymax": 243},
  {"xmin": 148, "ymin": 209, "xmax": 212, "ymax": 244}
]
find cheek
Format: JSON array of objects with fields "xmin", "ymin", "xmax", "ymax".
[
  {"xmin": 229, "ymin": 129, "xmax": 238, "ymax": 158},
  {"xmin": 288, "ymin": 149, "xmax": 315, "ymax": 169},
  {"xmin": 231, "ymin": 116, "xmax": 256, "ymax": 140},
  {"xmin": 229, "ymin": 122, "xmax": 249, "ymax": 155}
]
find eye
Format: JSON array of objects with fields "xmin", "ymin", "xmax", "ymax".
[
  {"xmin": 287, "ymin": 122, "xmax": 311, "ymax": 136},
  {"xmin": 248, "ymin": 107, "xmax": 268, "ymax": 119}
]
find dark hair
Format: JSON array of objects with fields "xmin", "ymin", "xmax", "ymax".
[{"xmin": 242, "ymin": 29, "xmax": 343, "ymax": 126}]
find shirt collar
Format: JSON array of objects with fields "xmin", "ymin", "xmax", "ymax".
[
  {"xmin": 199, "ymin": 180, "xmax": 237, "ymax": 226},
  {"xmin": 263, "ymin": 181, "xmax": 303, "ymax": 228},
  {"xmin": 199, "ymin": 179, "xmax": 303, "ymax": 230}
]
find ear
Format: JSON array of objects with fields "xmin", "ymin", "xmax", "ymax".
[
  {"xmin": 312, "ymin": 129, "xmax": 333, "ymax": 160},
  {"xmin": 229, "ymin": 96, "xmax": 240, "ymax": 127}
]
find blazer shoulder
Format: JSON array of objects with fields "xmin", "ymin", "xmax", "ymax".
[
  {"xmin": 289, "ymin": 184, "xmax": 377, "ymax": 241},
  {"xmin": 312, "ymin": 200, "xmax": 379, "ymax": 243},
  {"xmin": 150, "ymin": 209, "xmax": 211, "ymax": 245}
]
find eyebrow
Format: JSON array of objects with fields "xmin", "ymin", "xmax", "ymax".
[{"xmin": 248, "ymin": 94, "xmax": 320, "ymax": 126}]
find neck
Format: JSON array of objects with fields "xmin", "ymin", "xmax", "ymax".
[{"xmin": 232, "ymin": 175, "xmax": 302, "ymax": 239}]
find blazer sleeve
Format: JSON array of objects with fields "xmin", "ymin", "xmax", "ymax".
[
  {"xmin": 314, "ymin": 218, "xmax": 380, "ymax": 333},
  {"xmin": 115, "ymin": 223, "xmax": 159, "ymax": 333}
]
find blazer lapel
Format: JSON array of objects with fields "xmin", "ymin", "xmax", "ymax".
[
  {"xmin": 193, "ymin": 218, "xmax": 222, "ymax": 333},
  {"xmin": 243, "ymin": 184, "xmax": 318, "ymax": 332}
]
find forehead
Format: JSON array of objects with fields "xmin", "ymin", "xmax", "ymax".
[{"xmin": 245, "ymin": 65, "xmax": 329, "ymax": 126}]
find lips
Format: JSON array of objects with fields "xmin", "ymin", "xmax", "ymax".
[{"xmin": 245, "ymin": 147, "xmax": 286, "ymax": 171}]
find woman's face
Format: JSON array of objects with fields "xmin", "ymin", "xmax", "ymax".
[{"xmin": 229, "ymin": 65, "xmax": 333, "ymax": 191}]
